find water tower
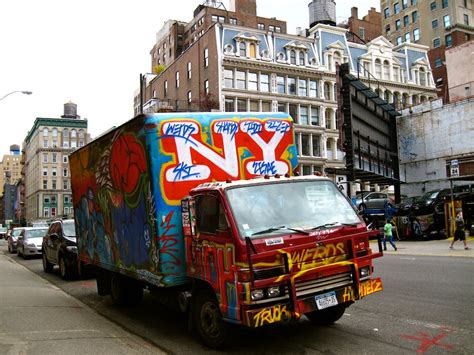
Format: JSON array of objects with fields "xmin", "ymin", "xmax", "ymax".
[
  {"xmin": 308, "ymin": 0, "xmax": 336, "ymax": 28},
  {"xmin": 9, "ymin": 144, "xmax": 20, "ymax": 155},
  {"xmin": 61, "ymin": 101, "xmax": 80, "ymax": 119}
]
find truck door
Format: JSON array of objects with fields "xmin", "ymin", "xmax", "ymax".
[{"xmin": 192, "ymin": 193, "xmax": 239, "ymax": 319}]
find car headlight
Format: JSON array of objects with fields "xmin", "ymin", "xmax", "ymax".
[
  {"xmin": 251, "ymin": 289, "xmax": 265, "ymax": 301},
  {"xmin": 27, "ymin": 243, "xmax": 36, "ymax": 247},
  {"xmin": 267, "ymin": 286, "xmax": 281, "ymax": 298}
]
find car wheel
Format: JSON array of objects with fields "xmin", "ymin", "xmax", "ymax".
[
  {"xmin": 358, "ymin": 203, "xmax": 367, "ymax": 211},
  {"xmin": 8, "ymin": 244, "xmax": 12, "ymax": 254},
  {"xmin": 22, "ymin": 247, "xmax": 28, "ymax": 260},
  {"xmin": 59, "ymin": 255, "xmax": 71, "ymax": 280},
  {"xmin": 42, "ymin": 252, "xmax": 54, "ymax": 273},
  {"xmin": 305, "ymin": 304, "xmax": 347, "ymax": 325}
]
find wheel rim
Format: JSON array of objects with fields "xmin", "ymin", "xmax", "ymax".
[
  {"xmin": 60, "ymin": 257, "xmax": 66, "ymax": 277},
  {"xmin": 200, "ymin": 301, "xmax": 221, "ymax": 338}
]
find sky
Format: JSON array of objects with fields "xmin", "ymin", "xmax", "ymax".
[{"xmin": 0, "ymin": 0, "xmax": 378, "ymax": 155}]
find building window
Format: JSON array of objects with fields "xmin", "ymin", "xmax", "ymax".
[
  {"xmin": 275, "ymin": 26, "xmax": 281, "ymax": 33},
  {"xmin": 383, "ymin": 60, "xmax": 390, "ymax": 80},
  {"xmin": 225, "ymin": 98, "xmax": 235, "ymax": 112},
  {"xmin": 432, "ymin": 19, "xmax": 438, "ymax": 28},
  {"xmin": 175, "ymin": 71, "xmax": 180, "ymax": 88},
  {"xmin": 435, "ymin": 58, "xmax": 443, "ymax": 68},
  {"xmin": 43, "ymin": 167, "xmax": 48, "ymax": 176},
  {"xmin": 63, "ymin": 168, "xmax": 68, "ymax": 177},
  {"xmin": 261, "ymin": 101, "xmax": 271, "ymax": 111},
  {"xmin": 464, "ymin": 14, "xmax": 469, "ymax": 26},
  {"xmin": 218, "ymin": 16, "xmax": 225, "ymax": 23},
  {"xmin": 298, "ymin": 79, "xmax": 307, "ymax": 96},
  {"xmin": 204, "ymin": 80, "xmax": 209, "ymax": 95},
  {"xmin": 309, "ymin": 80, "xmax": 318, "ymax": 98},
  {"xmin": 385, "ymin": 24, "xmax": 391, "ymax": 33},
  {"xmin": 260, "ymin": 74, "xmax": 270, "ymax": 92},
  {"xmin": 405, "ymin": 32, "xmax": 411, "ymax": 43},
  {"xmin": 63, "ymin": 179, "xmax": 68, "ymax": 190},
  {"xmin": 52, "ymin": 153, "xmax": 57, "ymax": 163},
  {"xmin": 187, "ymin": 91, "xmax": 192, "ymax": 105},
  {"xmin": 257, "ymin": 23, "xmax": 265, "ymax": 30},
  {"xmin": 43, "ymin": 180, "xmax": 48, "ymax": 189},
  {"xmin": 359, "ymin": 27, "xmax": 365, "ymax": 39},
  {"xmin": 430, "ymin": 1, "xmax": 436, "ymax": 10},
  {"xmin": 402, "ymin": 0, "xmax": 408, "ymax": 9},
  {"xmin": 445, "ymin": 34, "xmax": 453, "ymax": 47},
  {"xmin": 404, "ymin": 15, "xmax": 409, "ymax": 27},
  {"xmin": 433, "ymin": 38, "xmax": 441, "ymax": 47},
  {"xmin": 249, "ymin": 100, "xmax": 259, "ymax": 112},
  {"xmin": 230, "ymin": 18, "xmax": 237, "ymax": 25},
  {"xmin": 312, "ymin": 136, "xmax": 321, "ymax": 157},
  {"xmin": 71, "ymin": 139, "xmax": 77, "ymax": 148},
  {"xmin": 52, "ymin": 168, "xmax": 57, "ymax": 177},
  {"xmin": 204, "ymin": 48, "xmax": 209, "ymax": 67},
  {"xmin": 301, "ymin": 134, "xmax": 310, "ymax": 156},
  {"xmin": 289, "ymin": 50, "xmax": 296, "ymax": 65},
  {"xmin": 311, "ymin": 107, "xmax": 319, "ymax": 125},
  {"xmin": 43, "ymin": 153, "xmax": 48, "ymax": 163},
  {"xmin": 236, "ymin": 70, "xmax": 246, "ymax": 89},
  {"xmin": 396, "ymin": 36, "xmax": 402, "ymax": 45},
  {"xmin": 248, "ymin": 72, "xmax": 258, "ymax": 90},
  {"xmin": 289, "ymin": 104, "xmax": 297, "ymax": 121},
  {"xmin": 443, "ymin": 15, "xmax": 450, "ymax": 27},
  {"xmin": 187, "ymin": 62, "xmax": 192, "ymax": 79},
  {"xmin": 413, "ymin": 28, "xmax": 420, "ymax": 41},
  {"xmin": 211, "ymin": 15, "xmax": 218, "ymax": 22},
  {"xmin": 384, "ymin": 7, "xmax": 389, "ymax": 18},
  {"xmin": 412, "ymin": 11, "xmax": 418, "ymax": 22},
  {"xmin": 52, "ymin": 128, "xmax": 58, "ymax": 137},
  {"xmin": 63, "ymin": 155, "xmax": 68, "ymax": 163},
  {"xmin": 288, "ymin": 77, "xmax": 296, "ymax": 95},
  {"xmin": 300, "ymin": 106, "xmax": 309, "ymax": 125},
  {"xmin": 269, "ymin": 25, "xmax": 275, "ymax": 32},
  {"xmin": 411, "ymin": 0, "xmax": 417, "ymax": 4},
  {"xmin": 277, "ymin": 76, "xmax": 285, "ymax": 94},
  {"xmin": 164, "ymin": 80, "xmax": 168, "ymax": 97},
  {"xmin": 394, "ymin": 3, "xmax": 400, "ymax": 14},
  {"xmin": 43, "ymin": 140, "xmax": 48, "ymax": 148},
  {"xmin": 375, "ymin": 59, "xmax": 382, "ymax": 79},
  {"xmin": 224, "ymin": 69, "xmax": 234, "ymax": 88},
  {"xmin": 237, "ymin": 99, "xmax": 246, "ymax": 112},
  {"xmin": 44, "ymin": 207, "xmax": 50, "ymax": 218},
  {"xmin": 395, "ymin": 19, "xmax": 401, "ymax": 30},
  {"xmin": 43, "ymin": 128, "xmax": 49, "ymax": 137},
  {"xmin": 464, "ymin": 0, "xmax": 468, "ymax": 7},
  {"xmin": 299, "ymin": 51, "xmax": 305, "ymax": 65},
  {"xmin": 52, "ymin": 180, "xmax": 57, "ymax": 190},
  {"xmin": 324, "ymin": 82, "xmax": 331, "ymax": 100},
  {"xmin": 442, "ymin": 0, "xmax": 448, "ymax": 8}
]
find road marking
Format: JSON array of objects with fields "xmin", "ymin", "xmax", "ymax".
[
  {"xmin": 400, "ymin": 257, "xmax": 416, "ymax": 260},
  {"xmin": 401, "ymin": 327, "xmax": 455, "ymax": 353}
]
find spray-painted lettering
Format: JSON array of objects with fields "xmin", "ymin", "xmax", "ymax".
[
  {"xmin": 242, "ymin": 121, "xmax": 262, "ymax": 135},
  {"xmin": 251, "ymin": 161, "xmax": 277, "ymax": 175},
  {"xmin": 215, "ymin": 121, "xmax": 238, "ymax": 140},
  {"xmin": 267, "ymin": 120, "xmax": 290, "ymax": 134},
  {"xmin": 359, "ymin": 278, "xmax": 383, "ymax": 298},
  {"xmin": 172, "ymin": 162, "xmax": 200, "ymax": 181},
  {"xmin": 253, "ymin": 304, "xmax": 289, "ymax": 327},
  {"xmin": 288, "ymin": 242, "xmax": 347, "ymax": 270}
]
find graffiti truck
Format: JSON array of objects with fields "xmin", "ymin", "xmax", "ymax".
[{"xmin": 69, "ymin": 112, "xmax": 384, "ymax": 348}]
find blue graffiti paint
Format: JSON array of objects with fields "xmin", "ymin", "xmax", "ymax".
[
  {"xmin": 243, "ymin": 121, "xmax": 262, "ymax": 135},
  {"xmin": 164, "ymin": 123, "xmax": 196, "ymax": 144},
  {"xmin": 172, "ymin": 162, "xmax": 200, "ymax": 181},
  {"xmin": 267, "ymin": 120, "xmax": 290, "ymax": 134},
  {"xmin": 251, "ymin": 161, "xmax": 277, "ymax": 175},
  {"xmin": 215, "ymin": 121, "xmax": 238, "ymax": 140}
]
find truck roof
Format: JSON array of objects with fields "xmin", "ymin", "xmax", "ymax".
[{"xmin": 191, "ymin": 175, "xmax": 331, "ymax": 193}]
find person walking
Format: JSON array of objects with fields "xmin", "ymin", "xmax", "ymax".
[
  {"xmin": 450, "ymin": 211, "xmax": 470, "ymax": 250},
  {"xmin": 383, "ymin": 219, "xmax": 397, "ymax": 251}
]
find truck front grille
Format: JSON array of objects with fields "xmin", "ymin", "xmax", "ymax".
[{"xmin": 287, "ymin": 271, "xmax": 353, "ymax": 299}]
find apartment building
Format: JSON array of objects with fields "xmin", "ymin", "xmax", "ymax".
[
  {"xmin": 22, "ymin": 103, "xmax": 90, "ymax": 222},
  {"xmin": 139, "ymin": 0, "xmax": 436, "ymax": 177},
  {"xmin": 0, "ymin": 145, "xmax": 22, "ymax": 197},
  {"xmin": 347, "ymin": 7, "xmax": 382, "ymax": 43},
  {"xmin": 381, "ymin": 0, "xmax": 474, "ymax": 101}
]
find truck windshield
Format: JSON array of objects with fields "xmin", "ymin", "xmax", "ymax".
[{"xmin": 226, "ymin": 180, "xmax": 361, "ymax": 239}]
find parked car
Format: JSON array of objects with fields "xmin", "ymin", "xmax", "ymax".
[
  {"xmin": 395, "ymin": 196, "xmax": 420, "ymax": 216},
  {"xmin": 42, "ymin": 219, "xmax": 80, "ymax": 279},
  {"xmin": 354, "ymin": 191, "xmax": 392, "ymax": 211},
  {"xmin": 7, "ymin": 227, "xmax": 24, "ymax": 254},
  {"xmin": 0, "ymin": 227, "xmax": 7, "ymax": 239},
  {"xmin": 16, "ymin": 227, "xmax": 49, "ymax": 259},
  {"xmin": 411, "ymin": 189, "xmax": 451, "ymax": 216}
]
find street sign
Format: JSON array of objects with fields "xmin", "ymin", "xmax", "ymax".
[
  {"xmin": 336, "ymin": 175, "xmax": 348, "ymax": 196},
  {"xmin": 450, "ymin": 159, "xmax": 459, "ymax": 177}
]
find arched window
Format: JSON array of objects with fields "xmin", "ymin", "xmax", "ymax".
[
  {"xmin": 290, "ymin": 50, "xmax": 296, "ymax": 64},
  {"xmin": 78, "ymin": 129, "xmax": 85, "ymax": 138},
  {"xmin": 299, "ymin": 52, "xmax": 305, "ymax": 66},
  {"xmin": 239, "ymin": 42, "xmax": 246, "ymax": 57},
  {"xmin": 333, "ymin": 51, "xmax": 342, "ymax": 66},
  {"xmin": 43, "ymin": 128, "xmax": 49, "ymax": 137},
  {"xmin": 375, "ymin": 59, "xmax": 382, "ymax": 79},
  {"xmin": 383, "ymin": 60, "xmax": 390, "ymax": 80},
  {"xmin": 63, "ymin": 129, "xmax": 69, "ymax": 138},
  {"xmin": 52, "ymin": 128, "xmax": 58, "ymax": 137},
  {"xmin": 419, "ymin": 67, "xmax": 426, "ymax": 86},
  {"xmin": 249, "ymin": 43, "xmax": 256, "ymax": 58},
  {"xmin": 71, "ymin": 129, "xmax": 77, "ymax": 138},
  {"xmin": 324, "ymin": 82, "xmax": 331, "ymax": 100}
]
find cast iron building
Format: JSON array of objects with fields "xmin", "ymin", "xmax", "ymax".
[
  {"xmin": 23, "ymin": 103, "xmax": 90, "ymax": 222},
  {"xmin": 139, "ymin": 0, "xmax": 436, "ymax": 178}
]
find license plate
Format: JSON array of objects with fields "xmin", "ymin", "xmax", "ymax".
[{"xmin": 315, "ymin": 291, "xmax": 338, "ymax": 310}]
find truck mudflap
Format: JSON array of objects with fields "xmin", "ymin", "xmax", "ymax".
[{"xmin": 243, "ymin": 277, "xmax": 383, "ymax": 327}]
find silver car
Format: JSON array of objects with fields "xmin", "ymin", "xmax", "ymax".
[
  {"xmin": 355, "ymin": 192, "xmax": 392, "ymax": 211},
  {"xmin": 17, "ymin": 227, "xmax": 48, "ymax": 259}
]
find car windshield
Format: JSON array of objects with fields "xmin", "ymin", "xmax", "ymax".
[
  {"xmin": 12, "ymin": 229, "xmax": 23, "ymax": 237},
  {"xmin": 62, "ymin": 220, "xmax": 76, "ymax": 237},
  {"xmin": 25, "ymin": 228, "xmax": 48, "ymax": 239},
  {"xmin": 226, "ymin": 180, "xmax": 361, "ymax": 239},
  {"xmin": 420, "ymin": 191, "xmax": 439, "ymax": 201}
]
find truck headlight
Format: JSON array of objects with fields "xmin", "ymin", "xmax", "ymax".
[
  {"xmin": 267, "ymin": 286, "xmax": 281, "ymax": 298},
  {"xmin": 360, "ymin": 266, "xmax": 370, "ymax": 278},
  {"xmin": 251, "ymin": 289, "xmax": 265, "ymax": 301}
]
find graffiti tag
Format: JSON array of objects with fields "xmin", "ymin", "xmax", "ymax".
[
  {"xmin": 251, "ymin": 161, "xmax": 277, "ymax": 175},
  {"xmin": 358, "ymin": 278, "xmax": 383, "ymax": 298},
  {"xmin": 165, "ymin": 122, "xmax": 197, "ymax": 144},
  {"xmin": 253, "ymin": 304, "xmax": 290, "ymax": 327},
  {"xmin": 215, "ymin": 121, "xmax": 238, "ymax": 140}
]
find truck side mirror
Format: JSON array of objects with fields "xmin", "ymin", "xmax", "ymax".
[{"xmin": 181, "ymin": 196, "xmax": 197, "ymax": 237}]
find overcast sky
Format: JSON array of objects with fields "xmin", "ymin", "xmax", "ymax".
[{"xmin": 0, "ymin": 0, "xmax": 378, "ymax": 155}]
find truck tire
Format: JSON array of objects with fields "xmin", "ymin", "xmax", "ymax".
[
  {"xmin": 305, "ymin": 304, "xmax": 346, "ymax": 325},
  {"xmin": 193, "ymin": 289, "xmax": 229, "ymax": 349},
  {"xmin": 110, "ymin": 274, "xmax": 143, "ymax": 306},
  {"xmin": 42, "ymin": 253, "xmax": 54, "ymax": 273}
]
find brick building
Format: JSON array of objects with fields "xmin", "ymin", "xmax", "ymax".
[{"xmin": 348, "ymin": 7, "xmax": 382, "ymax": 43}]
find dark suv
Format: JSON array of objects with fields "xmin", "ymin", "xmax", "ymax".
[{"xmin": 42, "ymin": 219, "xmax": 79, "ymax": 279}]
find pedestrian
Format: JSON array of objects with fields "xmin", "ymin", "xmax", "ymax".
[
  {"xmin": 450, "ymin": 211, "xmax": 470, "ymax": 250},
  {"xmin": 383, "ymin": 219, "xmax": 397, "ymax": 251}
]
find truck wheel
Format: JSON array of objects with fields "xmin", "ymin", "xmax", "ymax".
[
  {"xmin": 193, "ymin": 289, "xmax": 229, "ymax": 349},
  {"xmin": 110, "ymin": 274, "xmax": 143, "ymax": 306},
  {"xmin": 59, "ymin": 255, "xmax": 72, "ymax": 280},
  {"xmin": 306, "ymin": 304, "xmax": 346, "ymax": 325},
  {"xmin": 42, "ymin": 253, "xmax": 54, "ymax": 273}
]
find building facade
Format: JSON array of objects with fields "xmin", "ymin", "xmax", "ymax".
[
  {"xmin": 0, "ymin": 145, "xmax": 22, "ymax": 197},
  {"xmin": 140, "ymin": 0, "xmax": 436, "ymax": 178},
  {"xmin": 381, "ymin": 0, "xmax": 474, "ymax": 101},
  {"xmin": 23, "ymin": 103, "xmax": 90, "ymax": 223},
  {"xmin": 445, "ymin": 39, "xmax": 474, "ymax": 101},
  {"xmin": 348, "ymin": 7, "xmax": 382, "ymax": 43}
]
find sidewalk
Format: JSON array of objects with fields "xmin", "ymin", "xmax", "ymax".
[
  {"xmin": 0, "ymin": 243, "xmax": 164, "ymax": 355},
  {"xmin": 372, "ymin": 238, "xmax": 474, "ymax": 258}
]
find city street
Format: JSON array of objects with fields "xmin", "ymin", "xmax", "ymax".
[{"xmin": 1, "ymin": 239, "xmax": 472, "ymax": 354}]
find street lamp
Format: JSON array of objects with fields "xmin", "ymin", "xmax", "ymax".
[{"xmin": 0, "ymin": 90, "xmax": 33, "ymax": 102}]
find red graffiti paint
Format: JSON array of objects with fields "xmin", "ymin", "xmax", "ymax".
[{"xmin": 401, "ymin": 327, "xmax": 454, "ymax": 353}]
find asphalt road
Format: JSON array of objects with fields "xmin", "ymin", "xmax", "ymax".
[{"xmin": 1, "ymin": 240, "xmax": 473, "ymax": 354}]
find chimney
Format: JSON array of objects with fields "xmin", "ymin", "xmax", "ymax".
[
  {"xmin": 230, "ymin": 0, "xmax": 257, "ymax": 17},
  {"xmin": 351, "ymin": 7, "xmax": 358, "ymax": 19}
]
